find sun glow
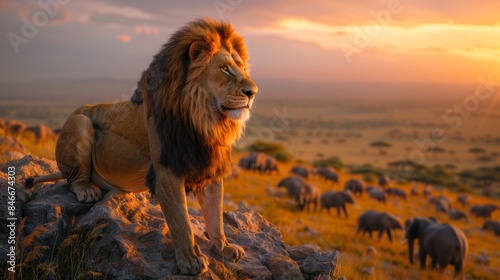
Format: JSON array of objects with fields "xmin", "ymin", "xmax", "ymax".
[{"xmin": 252, "ymin": 18, "xmax": 500, "ymax": 64}]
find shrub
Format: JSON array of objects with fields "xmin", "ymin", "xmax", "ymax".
[
  {"xmin": 313, "ymin": 156, "xmax": 344, "ymax": 170},
  {"xmin": 246, "ymin": 140, "xmax": 293, "ymax": 162}
]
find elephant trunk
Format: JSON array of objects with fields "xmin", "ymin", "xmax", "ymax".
[{"xmin": 408, "ymin": 237, "xmax": 415, "ymax": 264}]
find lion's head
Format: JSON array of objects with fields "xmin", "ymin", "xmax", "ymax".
[{"xmin": 134, "ymin": 19, "xmax": 258, "ymax": 190}]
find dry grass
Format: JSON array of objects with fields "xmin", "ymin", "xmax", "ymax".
[
  {"xmin": 2, "ymin": 128, "xmax": 499, "ymax": 279},
  {"xmin": 224, "ymin": 154, "xmax": 500, "ymax": 280},
  {"xmin": 0, "ymin": 129, "xmax": 56, "ymax": 162}
]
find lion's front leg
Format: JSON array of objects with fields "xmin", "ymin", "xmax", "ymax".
[
  {"xmin": 155, "ymin": 169, "xmax": 208, "ymax": 275},
  {"xmin": 197, "ymin": 179, "xmax": 245, "ymax": 261}
]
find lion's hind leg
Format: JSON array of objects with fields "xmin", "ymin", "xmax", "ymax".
[{"xmin": 56, "ymin": 114, "xmax": 102, "ymax": 203}]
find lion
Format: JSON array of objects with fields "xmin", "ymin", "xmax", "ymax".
[{"xmin": 25, "ymin": 19, "xmax": 258, "ymax": 275}]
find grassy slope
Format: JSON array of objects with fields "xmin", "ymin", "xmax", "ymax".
[
  {"xmin": 3, "ymin": 132, "xmax": 499, "ymax": 279},
  {"xmin": 224, "ymin": 154, "xmax": 500, "ymax": 280}
]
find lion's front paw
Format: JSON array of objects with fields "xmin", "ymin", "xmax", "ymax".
[
  {"xmin": 70, "ymin": 183, "xmax": 102, "ymax": 203},
  {"xmin": 211, "ymin": 240, "xmax": 245, "ymax": 261},
  {"xmin": 176, "ymin": 245, "xmax": 209, "ymax": 275}
]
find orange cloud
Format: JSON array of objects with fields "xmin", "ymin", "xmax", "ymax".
[{"xmin": 117, "ymin": 35, "xmax": 131, "ymax": 42}]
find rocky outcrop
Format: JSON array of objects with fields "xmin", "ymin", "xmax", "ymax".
[
  {"xmin": 0, "ymin": 156, "xmax": 338, "ymax": 279},
  {"xmin": 0, "ymin": 137, "xmax": 28, "ymax": 162}
]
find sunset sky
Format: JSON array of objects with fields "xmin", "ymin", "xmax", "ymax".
[{"xmin": 1, "ymin": 0, "xmax": 499, "ymax": 85}]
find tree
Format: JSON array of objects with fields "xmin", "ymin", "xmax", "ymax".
[
  {"xmin": 468, "ymin": 147, "xmax": 486, "ymax": 160},
  {"xmin": 370, "ymin": 141, "xmax": 392, "ymax": 155}
]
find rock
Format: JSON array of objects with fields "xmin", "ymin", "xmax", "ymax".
[
  {"xmin": 261, "ymin": 253, "xmax": 304, "ymax": 280},
  {"xmin": 0, "ymin": 157, "xmax": 339, "ymax": 279},
  {"xmin": 288, "ymin": 244, "xmax": 338, "ymax": 278},
  {"xmin": 300, "ymin": 251, "xmax": 338, "ymax": 278},
  {"xmin": 1, "ymin": 150, "xmax": 26, "ymax": 162},
  {"xmin": 288, "ymin": 244, "xmax": 322, "ymax": 260},
  {"xmin": 0, "ymin": 155, "xmax": 59, "ymax": 186}
]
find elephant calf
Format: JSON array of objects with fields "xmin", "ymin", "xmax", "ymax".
[
  {"xmin": 320, "ymin": 190, "xmax": 355, "ymax": 218},
  {"xmin": 356, "ymin": 210, "xmax": 402, "ymax": 242},
  {"xmin": 405, "ymin": 217, "xmax": 468, "ymax": 278}
]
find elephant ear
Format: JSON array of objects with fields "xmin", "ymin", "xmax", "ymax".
[{"xmin": 405, "ymin": 218, "xmax": 420, "ymax": 239}]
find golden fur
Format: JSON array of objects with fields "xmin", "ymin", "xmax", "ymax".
[{"xmin": 27, "ymin": 19, "xmax": 258, "ymax": 275}]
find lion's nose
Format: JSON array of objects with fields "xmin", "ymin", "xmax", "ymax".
[{"xmin": 242, "ymin": 82, "xmax": 258, "ymax": 99}]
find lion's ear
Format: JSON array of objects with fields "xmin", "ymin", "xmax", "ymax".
[{"xmin": 189, "ymin": 40, "xmax": 205, "ymax": 60}]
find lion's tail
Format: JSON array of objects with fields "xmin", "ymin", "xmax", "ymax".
[{"xmin": 25, "ymin": 172, "xmax": 64, "ymax": 189}]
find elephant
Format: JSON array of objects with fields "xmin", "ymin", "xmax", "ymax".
[
  {"xmin": 297, "ymin": 183, "xmax": 321, "ymax": 211},
  {"xmin": 314, "ymin": 167, "xmax": 339, "ymax": 184},
  {"xmin": 435, "ymin": 200, "xmax": 450, "ymax": 213},
  {"xmin": 356, "ymin": 210, "xmax": 403, "ymax": 242},
  {"xmin": 263, "ymin": 154, "xmax": 279, "ymax": 175},
  {"xmin": 368, "ymin": 187, "xmax": 386, "ymax": 204},
  {"xmin": 320, "ymin": 190, "xmax": 356, "ymax": 218},
  {"xmin": 423, "ymin": 185, "xmax": 433, "ymax": 197},
  {"xmin": 428, "ymin": 195, "xmax": 452, "ymax": 213},
  {"xmin": 456, "ymin": 194, "xmax": 471, "ymax": 209},
  {"xmin": 243, "ymin": 152, "xmax": 279, "ymax": 175},
  {"xmin": 378, "ymin": 174, "xmax": 391, "ymax": 188},
  {"xmin": 290, "ymin": 166, "xmax": 309, "ymax": 179},
  {"xmin": 365, "ymin": 185, "xmax": 375, "ymax": 193},
  {"xmin": 238, "ymin": 153, "xmax": 256, "ymax": 170},
  {"xmin": 470, "ymin": 204, "xmax": 498, "ymax": 219},
  {"xmin": 344, "ymin": 179, "xmax": 365, "ymax": 197},
  {"xmin": 385, "ymin": 187, "xmax": 407, "ymax": 200},
  {"xmin": 410, "ymin": 185, "xmax": 419, "ymax": 196},
  {"xmin": 482, "ymin": 220, "xmax": 500, "ymax": 236},
  {"xmin": 253, "ymin": 152, "xmax": 268, "ymax": 174},
  {"xmin": 405, "ymin": 218, "xmax": 468, "ymax": 278},
  {"xmin": 276, "ymin": 176, "xmax": 305, "ymax": 197},
  {"xmin": 447, "ymin": 209, "xmax": 468, "ymax": 221}
]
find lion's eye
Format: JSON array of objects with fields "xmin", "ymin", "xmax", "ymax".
[{"xmin": 221, "ymin": 66, "xmax": 232, "ymax": 77}]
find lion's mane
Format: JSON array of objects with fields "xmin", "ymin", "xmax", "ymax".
[{"xmin": 132, "ymin": 19, "xmax": 248, "ymax": 191}]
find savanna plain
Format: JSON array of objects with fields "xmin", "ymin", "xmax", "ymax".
[{"xmin": 1, "ymin": 80, "xmax": 500, "ymax": 279}]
